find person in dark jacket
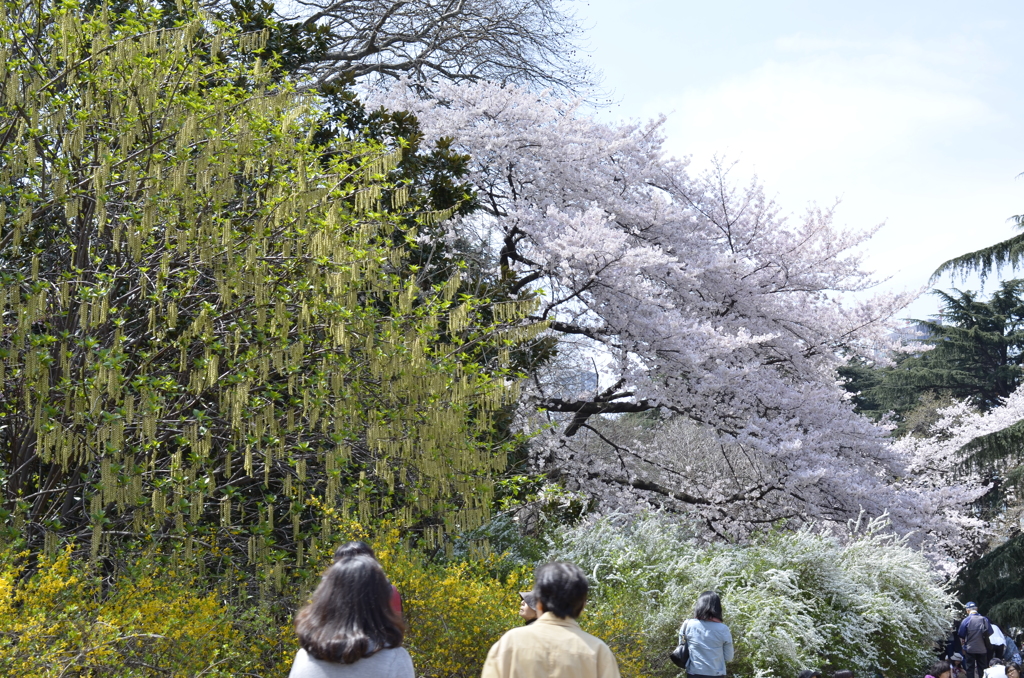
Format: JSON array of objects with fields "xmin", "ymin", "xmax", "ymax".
[
  {"xmin": 947, "ymin": 623, "xmax": 966, "ymax": 660},
  {"xmin": 959, "ymin": 602, "xmax": 994, "ymax": 678},
  {"xmin": 994, "ymin": 626, "xmax": 1022, "ymax": 665}
]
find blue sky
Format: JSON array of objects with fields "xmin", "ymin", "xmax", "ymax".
[{"xmin": 576, "ymin": 0, "xmax": 1024, "ymax": 320}]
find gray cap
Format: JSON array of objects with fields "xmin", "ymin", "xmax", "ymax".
[{"xmin": 519, "ymin": 590, "xmax": 537, "ymax": 609}]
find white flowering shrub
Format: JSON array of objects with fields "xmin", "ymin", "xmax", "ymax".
[{"xmin": 551, "ymin": 513, "xmax": 951, "ymax": 678}]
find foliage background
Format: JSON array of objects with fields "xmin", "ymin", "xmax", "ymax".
[
  {"xmin": 0, "ymin": 513, "xmax": 951, "ymax": 678},
  {"xmin": 550, "ymin": 513, "xmax": 953, "ymax": 678},
  {"xmin": 0, "ymin": 2, "xmax": 965, "ymax": 678}
]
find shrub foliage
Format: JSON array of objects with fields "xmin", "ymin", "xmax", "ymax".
[{"xmin": 551, "ymin": 513, "xmax": 952, "ymax": 678}]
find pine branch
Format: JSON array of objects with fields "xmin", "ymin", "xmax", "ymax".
[{"xmin": 931, "ymin": 231, "xmax": 1024, "ymax": 284}]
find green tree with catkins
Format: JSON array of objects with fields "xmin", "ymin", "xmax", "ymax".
[{"xmin": 0, "ymin": 0, "xmax": 541, "ymax": 588}]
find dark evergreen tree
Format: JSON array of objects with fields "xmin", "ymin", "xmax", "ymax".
[
  {"xmin": 843, "ymin": 280, "xmax": 1024, "ymax": 424},
  {"xmin": 956, "ymin": 535, "xmax": 1024, "ymax": 628}
]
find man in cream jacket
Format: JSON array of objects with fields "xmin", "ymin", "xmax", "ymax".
[{"xmin": 481, "ymin": 562, "xmax": 621, "ymax": 678}]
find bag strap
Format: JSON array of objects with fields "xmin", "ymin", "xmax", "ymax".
[{"xmin": 678, "ymin": 618, "xmax": 691, "ymax": 645}]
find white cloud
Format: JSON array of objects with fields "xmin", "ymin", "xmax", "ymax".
[
  {"xmin": 634, "ymin": 35, "xmax": 1021, "ymax": 320},
  {"xmin": 654, "ymin": 38, "xmax": 993, "ymax": 173}
]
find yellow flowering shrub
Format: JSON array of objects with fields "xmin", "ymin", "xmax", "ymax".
[
  {"xmin": 0, "ymin": 546, "xmax": 262, "ymax": 677},
  {"xmin": 0, "ymin": 521, "xmax": 656, "ymax": 677},
  {"xmin": 377, "ymin": 533, "xmax": 528, "ymax": 677}
]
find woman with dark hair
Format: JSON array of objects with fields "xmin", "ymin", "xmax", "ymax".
[
  {"xmin": 678, "ymin": 591, "xmax": 734, "ymax": 678},
  {"xmin": 928, "ymin": 660, "xmax": 952, "ymax": 678},
  {"xmin": 798, "ymin": 670, "xmax": 823, "ymax": 678},
  {"xmin": 333, "ymin": 540, "xmax": 403, "ymax": 619},
  {"xmin": 333, "ymin": 541, "xmax": 376, "ymax": 561},
  {"xmin": 288, "ymin": 555, "xmax": 413, "ymax": 678}
]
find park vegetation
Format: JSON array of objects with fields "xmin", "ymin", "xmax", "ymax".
[{"xmin": 0, "ymin": 0, "xmax": 1019, "ymax": 676}]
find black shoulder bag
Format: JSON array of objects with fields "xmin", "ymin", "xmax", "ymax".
[{"xmin": 670, "ymin": 620, "xmax": 690, "ymax": 669}]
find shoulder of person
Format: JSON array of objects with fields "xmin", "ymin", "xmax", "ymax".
[
  {"xmin": 383, "ymin": 646, "xmax": 413, "ymax": 661},
  {"xmin": 374, "ymin": 647, "xmax": 414, "ymax": 675},
  {"xmin": 488, "ymin": 622, "xmax": 534, "ymax": 649}
]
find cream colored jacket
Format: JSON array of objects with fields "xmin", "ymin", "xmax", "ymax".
[{"xmin": 480, "ymin": 612, "xmax": 621, "ymax": 678}]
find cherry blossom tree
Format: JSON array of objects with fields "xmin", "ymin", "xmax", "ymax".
[{"xmin": 372, "ymin": 80, "xmax": 979, "ymax": 540}]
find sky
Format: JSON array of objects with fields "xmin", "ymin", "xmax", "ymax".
[{"xmin": 575, "ymin": 0, "xmax": 1024, "ymax": 321}]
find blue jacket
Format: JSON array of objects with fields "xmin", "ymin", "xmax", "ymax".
[
  {"xmin": 959, "ymin": 613, "xmax": 993, "ymax": 654},
  {"xmin": 679, "ymin": 619, "xmax": 734, "ymax": 676}
]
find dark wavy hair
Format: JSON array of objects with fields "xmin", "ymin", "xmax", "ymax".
[
  {"xmin": 693, "ymin": 591, "xmax": 723, "ymax": 621},
  {"xmin": 294, "ymin": 555, "xmax": 404, "ymax": 663},
  {"xmin": 333, "ymin": 540, "xmax": 375, "ymax": 562},
  {"xmin": 533, "ymin": 562, "xmax": 589, "ymax": 619},
  {"xmin": 931, "ymin": 660, "xmax": 952, "ymax": 677}
]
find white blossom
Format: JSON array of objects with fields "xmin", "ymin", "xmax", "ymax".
[{"xmin": 373, "ymin": 80, "xmax": 980, "ymax": 541}]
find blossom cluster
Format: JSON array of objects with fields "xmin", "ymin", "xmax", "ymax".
[{"xmin": 372, "ymin": 80, "xmax": 973, "ymax": 540}]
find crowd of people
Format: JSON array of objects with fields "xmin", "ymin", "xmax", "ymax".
[
  {"xmin": 285, "ymin": 546, "xmax": 1010, "ymax": 678},
  {"xmin": 793, "ymin": 602, "xmax": 1024, "ymax": 678},
  {"xmin": 933, "ymin": 602, "xmax": 1023, "ymax": 678},
  {"xmin": 286, "ymin": 542, "xmax": 735, "ymax": 678}
]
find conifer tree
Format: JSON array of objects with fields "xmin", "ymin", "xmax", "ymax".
[{"xmin": 852, "ymin": 281, "xmax": 1024, "ymax": 422}]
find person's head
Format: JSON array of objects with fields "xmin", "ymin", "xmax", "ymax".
[
  {"xmin": 798, "ymin": 669, "xmax": 823, "ymax": 678},
  {"xmin": 834, "ymin": 670, "xmax": 854, "ymax": 678},
  {"xmin": 693, "ymin": 591, "xmax": 724, "ymax": 621},
  {"xmin": 951, "ymin": 654, "xmax": 964, "ymax": 667},
  {"xmin": 294, "ymin": 555, "xmax": 404, "ymax": 663},
  {"xmin": 532, "ymin": 562, "xmax": 589, "ymax": 619},
  {"xmin": 966, "ymin": 601, "xmax": 979, "ymax": 615},
  {"xmin": 519, "ymin": 590, "xmax": 538, "ymax": 621},
  {"xmin": 1006, "ymin": 663, "xmax": 1020, "ymax": 678},
  {"xmin": 930, "ymin": 660, "xmax": 952, "ymax": 678},
  {"xmin": 991, "ymin": 660, "xmax": 1006, "ymax": 669},
  {"xmin": 333, "ymin": 541, "xmax": 376, "ymax": 562}
]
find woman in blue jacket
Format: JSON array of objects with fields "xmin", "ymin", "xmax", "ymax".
[{"xmin": 678, "ymin": 591, "xmax": 734, "ymax": 678}]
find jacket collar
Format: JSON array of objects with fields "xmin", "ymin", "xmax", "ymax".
[{"xmin": 535, "ymin": 611, "xmax": 581, "ymax": 628}]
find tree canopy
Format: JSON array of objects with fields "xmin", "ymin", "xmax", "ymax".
[
  {"xmin": 370, "ymin": 79, "xmax": 973, "ymax": 542},
  {"xmin": 846, "ymin": 280, "xmax": 1024, "ymax": 423},
  {"xmin": 0, "ymin": 0, "xmax": 538, "ymax": 582}
]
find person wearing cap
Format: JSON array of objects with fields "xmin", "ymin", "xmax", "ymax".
[
  {"xmin": 951, "ymin": 653, "xmax": 968, "ymax": 678},
  {"xmin": 481, "ymin": 562, "xmax": 620, "ymax": 678},
  {"xmin": 519, "ymin": 591, "xmax": 539, "ymax": 625},
  {"xmin": 959, "ymin": 602, "xmax": 994, "ymax": 678}
]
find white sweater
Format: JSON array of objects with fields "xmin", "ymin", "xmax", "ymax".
[{"xmin": 287, "ymin": 647, "xmax": 414, "ymax": 678}]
